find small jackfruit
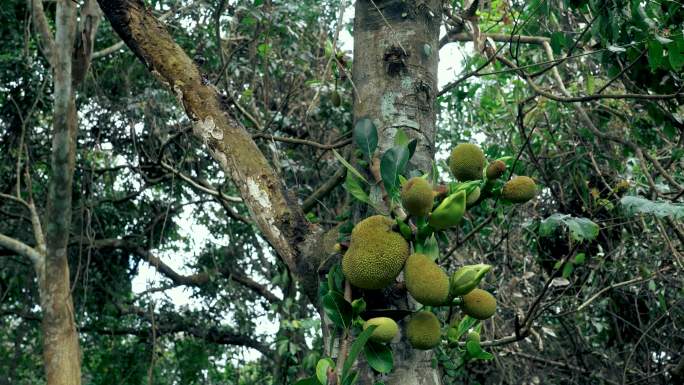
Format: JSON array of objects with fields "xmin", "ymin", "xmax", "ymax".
[
  {"xmin": 331, "ymin": 90, "xmax": 341, "ymax": 107},
  {"xmin": 342, "ymin": 215, "xmax": 409, "ymax": 289},
  {"xmin": 466, "ymin": 331, "xmax": 480, "ymax": 344},
  {"xmin": 406, "ymin": 311, "xmax": 441, "ymax": 350},
  {"xmin": 449, "ymin": 143, "xmax": 486, "ymax": 181},
  {"xmin": 466, "ymin": 187, "xmax": 481, "ymax": 208},
  {"xmin": 429, "ymin": 190, "xmax": 466, "ymax": 230},
  {"xmin": 404, "ymin": 253, "xmax": 450, "ymax": 306},
  {"xmin": 486, "ymin": 160, "xmax": 506, "ymax": 180},
  {"xmin": 401, "ymin": 177, "xmax": 434, "ymax": 217},
  {"xmin": 461, "ymin": 288, "xmax": 496, "ymax": 320},
  {"xmin": 449, "ymin": 264, "xmax": 491, "ymax": 296},
  {"xmin": 363, "ymin": 317, "xmax": 399, "ymax": 343},
  {"xmin": 502, "ymin": 176, "xmax": 536, "ymax": 203}
]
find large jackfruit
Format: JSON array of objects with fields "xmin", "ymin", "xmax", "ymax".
[
  {"xmin": 404, "ymin": 253, "xmax": 450, "ymax": 306},
  {"xmin": 407, "ymin": 311, "xmax": 441, "ymax": 350},
  {"xmin": 342, "ymin": 215, "xmax": 409, "ymax": 289},
  {"xmin": 449, "ymin": 143, "xmax": 486, "ymax": 181},
  {"xmin": 502, "ymin": 176, "xmax": 537, "ymax": 203},
  {"xmin": 363, "ymin": 317, "xmax": 399, "ymax": 343},
  {"xmin": 461, "ymin": 288, "xmax": 496, "ymax": 320},
  {"xmin": 401, "ymin": 177, "xmax": 434, "ymax": 217}
]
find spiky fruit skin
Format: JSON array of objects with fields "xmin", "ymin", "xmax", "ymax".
[
  {"xmin": 404, "ymin": 253, "xmax": 450, "ymax": 306},
  {"xmin": 449, "ymin": 143, "xmax": 486, "ymax": 181},
  {"xmin": 342, "ymin": 215, "xmax": 409, "ymax": 289},
  {"xmin": 363, "ymin": 317, "xmax": 399, "ymax": 343},
  {"xmin": 407, "ymin": 311, "xmax": 441, "ymax": 350},
  {"xmin": 401, "ymin": 177, "xmax": 434, "ymax": 217},
  {"xmin": 502, "ymin": 176, "xmax": 537, "ymax": 203},
  {"xmin": 461, "ymin": 289, "xmax": 496, "ymax": 320},
  {"xmin": 486, "ymin": 160, "xmax": 506, "ymax": 180}
]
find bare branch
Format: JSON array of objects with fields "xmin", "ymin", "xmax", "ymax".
[
  {"xmin": 29, "ymin": 0, "xmax": 56, "ymax": 61},
  {"xmin": 0, "ymin": 232, "xmax": 43, "ymax": 267}
]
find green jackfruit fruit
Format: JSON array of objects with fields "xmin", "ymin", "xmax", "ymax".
[
  {"xmin": 449, "ymin": 264, "xmax": 491, "ymax": 296},
  {"xmin": 466, "ymin": 186, "xmax": 481, "ymax": 208},
  {"xmin": 449, "ymin": 143, "xmax": 486, "ymax": 181},
  {"xmin": 363, "ymin": 317, "xmax": 399, "ymax": 343},
  {"xmin": 486, "ymin": 160, "xmax": 506, "ymax": 180},
  {"xmin": 502, "ymin": 176, "xmax": 537, "ymax": 203},
  {"xmin": 331, "ymin": 90, "xmax": 341, "ymax": 107},
  {"xmin": 466, "ymin": 331, "xmax": 481, "ymax": 344},
  {"xmin": 461, "ymin": 288, "xmax": 496, "ymax": 320},
  {"xmin": 407, "ymin": 311, "xmax": 441, "ymax": 350},
  {"xmin": 342, "ymin": 215, "xmax": 409, "ymax": 289},
  {"xmin": 429, "ymin": 190, "xmax": 466, "ymax": 230},
  {"xmin": 404, "ymin": 253, "xmax": 450, "ymax": 306},
  {"xmin": 401, "ymin": 177, "xmax": 434, "ymax": 217}
]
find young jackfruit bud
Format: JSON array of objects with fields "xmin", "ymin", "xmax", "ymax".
[
  {"xmin": 465, "ymin": 187, "xmax": 481, "ymax": 208},
  {"xmin": 486, "ymin": 160, "xmax": 506, "ymax": 180},
  {"xmin": 404, "ymin": 253, "xmax": 450, "ymax": 306},
  {"xmin": 401, "ymin": 177, "xmax": 434, "ymax": 217},
  {"xmin": 502, "ymin": 176, "xmax": 537, "ymax": 203},
  {"xmin": 363, "ymin": 317, "xmax": 399, "ymax": 343},
  {"xmin": 446, "ymin": 327, "xmax": 459, "ymax": 344},
  {"xmin": 407, "ymin": 311, "xmax": 441, "ymax": 350},
  {"xmin": 450, "ymin": 264, "xmax": 492, "ymax": 296},
  {"xmin": 429, "ymin": 190, "xmax": 466, "ymax": 230},
  {"xmin": 466, "ymin": 331, "xmax": 481, "ymax": 344},
  {"xmin": 449, "ymin": 143, "xmax": 486, "ymax": 181},
  {"xmin": 331, "ymin": 90, "xmax": 341, "ymax": 107},
  {"xmin": 342, "ymin": 215, "xmax": 409, "ymax": 289},
  {"xmin": 461, "ymin": 288, "xmax": 497, "ymax": 320}
]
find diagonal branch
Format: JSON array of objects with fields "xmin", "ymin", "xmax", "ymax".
[
  {"xmin": 97, "ymin": 0, "xmax": 321, "ymax": 302},
  {"xmin": 29, "ymin": 0, "xmax": 56, "ymax": 62},
  {"xmin": 0, "ymin": 232, "xmax": 43, "ymax": 267}
]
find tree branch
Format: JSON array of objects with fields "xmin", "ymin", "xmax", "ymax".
[
  {"xmin": 0, "ymin": 232, "xmax": 43, "ymax": 268},
  {"xmin": 29, "ymin": 0, "xmax": 56, "ymax": 62}
]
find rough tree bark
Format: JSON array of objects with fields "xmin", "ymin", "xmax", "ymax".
[{"xmin": 352, "ymin": 1, "xmax": 442, "ymax": 384}]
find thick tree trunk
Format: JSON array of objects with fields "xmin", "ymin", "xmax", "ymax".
[{"xmin": 351, "ymin": 1, "xmax": 441, "ymax": 384}]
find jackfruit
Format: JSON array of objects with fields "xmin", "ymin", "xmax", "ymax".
[
  {"xmin": 466, "ymin": 331, "xmax": 480, "ymax": 344},
  {"xmin": 461, "ymin": 288, "xmax": 496, "ymax": 320},
  {"xmin": 466, "ymin": 187, "xmax": 481, "ymax": 207},
  {"xmin": 429, "ymin": 190, "xmax": 466, "ymax": 230},
  {"xmin": 449, "ymin": 264, "xmax": 491, "ymax": 296},
  {"xmin": 331, "ymin": 90, "xmax": 341, "ymax": 107},
  {"xmin": 486, "ymin": 160, "xmax": 506, "ymax": 180},
  {"xmin": 406, "ymin": 311, "xmax": 441, "ymax": 350},
  {"xmin": 502, "ymin": 176, "xmax": 536, "ymax": 203},
  {"xmin": 342, "ymin": 215, "xmax": 409, "ymax": 289},
  {"xmin": 363, "ymin": 317, "xmax": 399, "ymax": 343},
  {"xmin": 404, "ymin": 253, "xmax": 450, "ymax": 306},
  {"xmin": 449, "ymin": 143, "xmax": 486, "ymax": 181},
  {"xmin": 401, "ymin": 177, "xmax": 434, "ymax": 217}
]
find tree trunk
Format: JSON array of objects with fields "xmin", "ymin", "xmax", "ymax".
[{"xmin": 351, "ymin": 1, "xmax": 441, "ymax": 384}]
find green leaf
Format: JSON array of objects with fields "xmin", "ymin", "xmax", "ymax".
[
  {"xmin": 668, "ymin": 37, "xmax": 684, "ymax": 71},
  {"xmin": 342, "ymin": 325, "xmax": 377, "ymax": 378},
  {"xmin": 316, "ymin": 358, "xmax": 335, "ymax": 384},
  {"xmin": 363, "ymin": 341, "xmax": 393, "ymax": 374},
  {"xmin": 456, "ymin": 315, "xmax": 478, "ymax": 340},
  {"xmin": 539, "ymin": 214, "xmax": 599, "ymax": 242},
  {"xmin": 322, "ymin": 291, "xmax": 352, "ymax": 329},
  {"xmin": 465, "ymin": 340, "xmax": 494, "ymax": 360},
  {"xmin": 354, "ymin": 118, "xmax": 378, "ymax": 159},
  {"xmin": 344, "ymin": 172, "xmax": 372, "ymax": 206},
  {"xmin": 415, "ymin": 234, "xmax": 439, "ymax": 261},
  {"xmin": 550, "ymin": 32, "xmax": 565, "ymax": 54},
  {"xmin": 621, "ymin": 196, "xmax": 684, "ymax": 219},
  {"xmin": 574, "ymin": 253, "xmax": 586, "ymax": 264},
  {"xmin": 342, "ymin": 372, "xmax": 359, "ymax": 385},
  {"xmin": 380, "ymin": 145, "xmax": 410, "ymax": 196},
  {"xmin": 562, "ymin": 262, "xmax": 574, "ymax": 278},
  {"xmin": 332, "ymin": 149, "xmax": 368, "ymax": 183},
  {"xmin": 647, "ymin": 39, "xmax": 664, "ymax": 71}
]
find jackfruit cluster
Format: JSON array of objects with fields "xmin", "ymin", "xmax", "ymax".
[
  {"xmin": 461, "ymin": 288, "xmax": 497, "ymax": 320},
  {"xmin": 407, "ymin": 311, "xmax": 441, "ymax": 350},
  {"xmin": 342, "ymin": 215, "xmax": 409, "ymax": 289},
  {"xmin": 363, "ymin": 317, "xmax": 399, "ymax": 343},
  {"xmin": 404, "ymin": 253, "xmax": 449, "ymax": 306},
  {"xmin": 449, "ymin": 143, "xmax": 486, "ymax": 182},
  {"xmin": 401, "ymin": 177, "xmax": 434, "ymax": 217},
  {"xmin": 502, "ymin": 176, "xmax": 536, "ymax": 203}
]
